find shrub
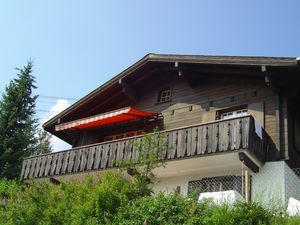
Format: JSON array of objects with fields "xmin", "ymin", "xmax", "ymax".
[
  {"xmin": 1, "ymin": 176, "xmax": 300, "ymax": 225},
  {"xmin": 0, "ymin": 171, "xmax": 141, "ymax": 225}
]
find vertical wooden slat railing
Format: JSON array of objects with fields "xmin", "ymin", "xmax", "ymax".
[{"xmin": 21, "ymin": 116, "xmax": 270, "ymax": 180}]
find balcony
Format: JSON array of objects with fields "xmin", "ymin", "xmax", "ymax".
[{"xmin": 21, "ymin": 116, "xmax": 272, "ymax": 180}]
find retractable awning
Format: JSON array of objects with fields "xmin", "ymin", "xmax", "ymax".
[{"xmin": 55, "ymin": 107, "xmax": 158, "ymax": 131}]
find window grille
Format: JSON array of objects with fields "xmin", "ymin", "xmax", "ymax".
[
  {"xmin": 220, "ymin": 109, "xmax": 248, "ymax": 120},
  {"xmin": 188, "ymin": 175, "xmax": 244, "ymax": 199},
  {"xmin": 158, "ymin": 89, "xmax": 172, "ymax": 103}
]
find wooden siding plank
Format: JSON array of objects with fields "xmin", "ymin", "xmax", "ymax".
[
  {"xmin": 20, "ymin": 159, "xmax": 27, "ymax": 179},
  {"xmin": 44, "ymin": 155, "xmax": 53, "ymax": 176},
  {"xmin": 80, "ymin": 148, "xmax": 88, "ymax": 172},
  {"xmin": 73, "ymin": 149, "xmax": 82, "ymax": 172},
  {"xmin": 199, "ymin": 125, "xmax": 208, "ymax": 155},
  {"xmin": 50, "ymin": 154, "xmax": 58, "ymax": 176},
  {"xmin": 100, "ymin": 144, "xmax": 108, "ymax": 169},
  {"xmin": 124, "ymin": 140, "xmax": 132, "ymax": 161},
  {"xmin": 34, "ymin": 157, "xmax": 42, "ymax": 177},
  {"xmin": 132, "ymin": 138, "xmax": 140, "ymax": 161},
  {"xmin": 158, "ymin": 136, "xmax": 167, "ymax": 160},
  {"xmin": 55, "ymin": 153, "xmax": 64, "ymax": 175},
  {"xmin": 196, "ymin": 126, "xmax": 202, "ymax": 155},
  {"xmin": 61, "ymin": 151, "xmax": 70, "ymax": 174},
  {"xmin": 218, "ymin": 121, "xmax": 225, "ymax": 151},
  {"xmin": 212, "ymin": 123, "xmax": 219, "ymax": 153},
  {"xmin": 87, "ymin": 146, "xmax": 95, "ymax": 171},
  {"xmin": 186, "ymin": 128, "xmax": 192, "ymax": 157},
  {"xmin": 94, "ymin": 145, "xmax": 102, "ymax": 170},
  {"xmin": 242, "ymin": 117, "xmax": 249, "ymax": 149},
  {"xmin": 207, "ymin": 124, "xmax": 213, "ymax": 154},
  {"xmin": 108, "ymin": 142, "xmax": 116, "ymax": 167},
  {"xmin": 29, "ymin": 158, "xmax": 36, "ymax": 178},
  {"xmin": 24, "ymin": 159, "xmax": 31, "ymax": 179},
  {"xmin": 166, "ymin": 132, "xmax": 173, "ymax": 159},
  {"xmin": 178, "ymin": 129, "xmax": 187, "ymax": 157},
  {"xmin": 235, "ymin": 119, "xmax": 242, "ymax": 150},
  {"xmin": 128, "ymin": 140, "xmax": 134, "ymax": 160},
  {"xmin": 172, "ymin": 131, "xmax": 178, "ymax": 158},
  {"xmin": 191, "ymin": 127, "xmax": 197, "ymax": 156},
  {"xmin": 68, "ymin": 151, "xmax": 76, "ymax": 173},
  {"xmin": 229, "ymin": 120, "xmax": 235, "ymax": 150},
  {"xmin": 39, "ymin": 156, "xmax": 47, "ymax": 177},
  {"xmin": 116, "ymin": 141, "xmax": 125, "ymax": 161}
]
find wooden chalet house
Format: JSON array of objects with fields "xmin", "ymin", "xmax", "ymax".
[{"xmin": 21, "ymin": 54, "xmax": 300, "ymax": 203}]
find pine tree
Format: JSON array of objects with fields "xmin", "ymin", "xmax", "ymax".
[
  {"xmin": 0, "ymin": 62, "xmax": 38, "ymax": 179},
  {"xmin": 35, "ymin": 128, "xmax": 52, "ymax": 155}
]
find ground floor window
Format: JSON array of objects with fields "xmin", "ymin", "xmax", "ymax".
[{"xmin": 188, "ymin": 175, "xmax": 243, "ymax": 198}]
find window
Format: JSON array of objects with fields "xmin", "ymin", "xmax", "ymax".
[
  {"xmin": 158, "ymin": 88, "xmax": 172, "ymax": 103},
  {"xmin": 188, "ymin": 175, "xmax": 244, "ymax": 198},
  {"xmin": 103, "ymin": 130, "xmax": 143, "ymax": 142},
  {"xmin": 220, "ymin": 109, "xmax": 248, "ymax": 120},
  {"xmin": 216, "ymin": 105, "xmax": 248, "ymax": 120}
]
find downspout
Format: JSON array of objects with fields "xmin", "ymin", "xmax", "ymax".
[{"xmin": 275, "ymin": 94, "xmax": 282, "ymax": 159}]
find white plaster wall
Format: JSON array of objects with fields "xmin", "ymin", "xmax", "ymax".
[
  {"xmin": 284, "ymin": 163, "xmax": 300, "ymax": 203},
  {"xmin": 252, "ymin": 161, "xmax": 300, "ymax": 207},
  {"xmin": 251, "ymin": 161, "xmax": 285, "ymax": 206}
]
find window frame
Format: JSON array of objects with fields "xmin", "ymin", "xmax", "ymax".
[
  {"xmin": 216, "ymin": 104, "xmax": 248, "ymax": 120},
  {"xmin": 157, "ymin": 87, "xmax": 172, "ymax": 103}
]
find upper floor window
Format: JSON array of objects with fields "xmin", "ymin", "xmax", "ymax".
[
  {"xmin": 220, "ymin": 109, "xmax": 248, "ymax": 120},
  {"xmin": 216, "ymin": 105, "xmax": 248, "ymax": 120},
  {"xmin": 158, "ymin": 88, "xmax": 172, "ymax": 103},
  {"xmin": 103, "ymin": 130, "xmax": 143, "ymax": 142}
]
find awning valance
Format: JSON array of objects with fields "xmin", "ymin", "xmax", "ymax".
[{"xmin": 55, "ymin": 107, "xmax": 158, "ymax": 131}]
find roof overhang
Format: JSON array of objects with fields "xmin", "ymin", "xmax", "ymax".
[
  {"xmin": 55, "ymin": 107, "xmax": 158, "ymax": 131},
  {"xmin": 43, "ymin": 53, "xmax": 300, "ymax": 137}
]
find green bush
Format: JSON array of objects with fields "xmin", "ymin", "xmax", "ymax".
[
  {"xmin": 0, "ymin": 172, "xmax": 141, "ymax": 225},
  {"xmin": 1, "ymin": 175, "xmax": 300, "ymax": 225}
]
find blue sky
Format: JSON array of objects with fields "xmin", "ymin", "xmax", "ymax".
[{"xmin": 1, "ymin": 0, "xmax": 300, "ymax": 150}]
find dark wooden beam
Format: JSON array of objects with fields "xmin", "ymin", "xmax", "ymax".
[
  {"xmin": 173, "ymin": 62, "xmax": 198, "ymax": 89},
  {"xmin": 262, "ymin": 65, "xmax": 279, "ymax": 94},
  {"xmin": 81, "ymin": 91, "xmax": 124, "ymax": 118},
  {"xmin": 118, "ymin": 78, "xmax": 138, "ymax": 102},
  {"xmin": 238, "ymin": 152, "xmax": 259, "ymax": 173}
]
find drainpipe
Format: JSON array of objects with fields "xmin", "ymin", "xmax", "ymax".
[{"xmin": 275, "ymin": 95, "xmax": 282, "ymax": 158}]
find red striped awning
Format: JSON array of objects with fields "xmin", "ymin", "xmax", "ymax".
[{"xmin": 55, "ymin": 107, "xmax": 158, "ymax": 131}]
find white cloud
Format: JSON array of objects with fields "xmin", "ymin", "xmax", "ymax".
[{"xmin": 41, "ymin": 99, "xmax": 71, "ymax": 152}]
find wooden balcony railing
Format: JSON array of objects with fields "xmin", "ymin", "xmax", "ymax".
[{"xmin": 21, "ymin": 116, "xmax": 272, "ymax": 180}]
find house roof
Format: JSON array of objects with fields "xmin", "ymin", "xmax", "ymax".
[{"xmin": 43, "ymin": 53, "xmax": 300, "ymax": 137}]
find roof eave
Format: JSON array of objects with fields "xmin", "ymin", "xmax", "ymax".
[
  {"xmin": 43, "ymin": 53, "xmax": 154, "ymax": 129},
  {"xmin": 43, "ymin": 53, "xmax": 299, "ymax": 130}
]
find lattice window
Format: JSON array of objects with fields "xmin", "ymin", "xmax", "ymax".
[
  {"xmin": 158, "ymin": 89, "xmax": 172, "ymax": 103},
  {"xmin": 188, "ymin": 175, "xmax": 243, "ymax": 198}
]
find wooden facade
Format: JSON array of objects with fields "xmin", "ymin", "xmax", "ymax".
[{"xmin": 21, "ymin": 54, "xmax": 300, "ymax": 180}]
